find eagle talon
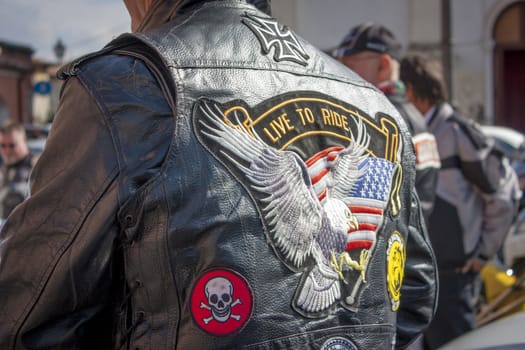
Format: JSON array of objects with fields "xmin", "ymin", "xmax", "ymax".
[{"xmin": 330, "ymin": 250, "xmax": 370, "ymax": 282}]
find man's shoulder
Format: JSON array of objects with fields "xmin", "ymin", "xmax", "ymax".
[
  {"xmin": 58, "ymin": 36, "xmax": 159, "ymax": 91},
  {"xmin": 446, "ymin": 109, "xmax": 490, "ymax": 149},
  {"xmin": 391, "ymin": 98, "xmax": 428, "ymax": 136},
  {"xmin": 71, "ymin": 52, "xmax": 153, "ymax": 86}
]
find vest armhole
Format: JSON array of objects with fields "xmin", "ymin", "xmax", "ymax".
[{"xmin": 111, "ymin": 42, "xmax": 177, "ymax": 116}]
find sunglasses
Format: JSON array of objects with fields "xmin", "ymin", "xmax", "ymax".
[{"xmin": 0, "ymin": 143, "xmax": 16, "ymax": 149}]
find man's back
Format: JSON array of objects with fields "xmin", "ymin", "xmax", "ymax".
[
  {"xmin": 0, "ymin": 1, "xmax": 437, "ymax": 349},
  {"xmin": 120, "ymin": 4, "xmax": 432, "ymax": 347},
  {"xmin": 427, "ymin": 103, "xmax": 515, "ymax": 268}
]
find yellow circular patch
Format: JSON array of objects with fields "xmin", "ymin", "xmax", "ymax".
[{"xmin": 386, "ymin": 231, "xmax": 406, "ymax": 311}]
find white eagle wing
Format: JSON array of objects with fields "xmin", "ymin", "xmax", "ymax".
[
  {"xmin": 295, "ymin": 246, "xmax": 341, "ymax": 314},
  {"xmin": 331, "ymin": 117, "xmax": 370, "ymax": 201},
  {"xmin": 198, "ymin": 101, "xmax": 322, "ymax": 268}
]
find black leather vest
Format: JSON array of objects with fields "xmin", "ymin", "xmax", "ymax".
[{"xmin": 117, "ymin": 1, "xmax": 416, "ymax": 349}]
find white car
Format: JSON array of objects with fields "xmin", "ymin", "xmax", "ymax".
[
  {"xmin": 437, "ymin": 311, "xmax": 525, "ymax": 350},
  {"xmin": 481, "ymin": 125, "xmax": 525, "ymax": 163}
]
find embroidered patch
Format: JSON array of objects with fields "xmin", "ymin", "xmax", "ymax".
[
  {"xmin": 191, "ymin": 268, "xmax": 254, "ymax": 336},
  {"xmin": 242, "ymin": 13, "xmax": 310, "ymax": 66},
  {"xmin": 412, "ymin": 132, "xmax": 441, "ymax": 170},
  {"xmin": 321, "ymin": 337, "xmax": 359, "ymax": 350},
  {"xmin": 386, "ymin": 231, "xmax": 406, "ymax": 311},
  {"xmin": 194, "ymin": 92, "xmax": 404, "ymax": 317}
]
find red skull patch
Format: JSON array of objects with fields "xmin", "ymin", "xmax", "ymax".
[{"xmin": 191, "ymin": 268, "xmax": 254, "ymax": 336}]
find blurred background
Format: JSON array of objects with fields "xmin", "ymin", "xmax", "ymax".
[
  {"xmin": 0, "ymin": 0, "xmax": 128, "ymax": 129},
  {"xmin": 0, "ymin": 0, "xmax": 523, "ymax": 133},
  {"xmin": 0, "ymin": 1, "xmax": 524, "ymax": 347}
]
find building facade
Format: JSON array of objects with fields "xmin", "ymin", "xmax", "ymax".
[
  {"xmin": 0, "ymin": 40, "xmax": 34, "ymax": 125},
  {"xmin": 32, "ymin": 60, "xmax": 61, "ymax": 125},
  {"xmin": 273, "ymin": 0, "xmax": 525, "ymax": 132},
  {"xmin": 2, "ymin": 2, "xmax": 524, "ymax": 131}
]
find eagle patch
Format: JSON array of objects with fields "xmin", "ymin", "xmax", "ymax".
[{"xmin": 193, "ymin": 92, "xmax": 403, "ymax": 317}]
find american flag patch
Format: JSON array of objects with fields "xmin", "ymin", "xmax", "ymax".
[
  {"xmin": 346, "ymin": 157, "xmax": 397, "ymax": 250},
  {"xmin": 306, "ymin": 146, "xmax": 344, "ymax": 202},
  {"xmin": 307, "ymin": 149, "xmax": 397, "ymax": 252}
]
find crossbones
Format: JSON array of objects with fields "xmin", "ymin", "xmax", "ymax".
[{"xmin": 201, "ymin": 299, "xmax": 242, "ymax": 324}]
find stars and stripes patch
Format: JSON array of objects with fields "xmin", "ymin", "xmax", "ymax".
[
  {"xmin": 308, "ymin": 151, "xmax": 397, "ymax": 251},
  {"xmin": 346, "ymin": 157, "xmax": 396, "ymax": 249}
]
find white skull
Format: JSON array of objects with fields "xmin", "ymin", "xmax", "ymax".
[{"xmin": 205, "ymin": 277, "xmax": 234, "ymax": 322}]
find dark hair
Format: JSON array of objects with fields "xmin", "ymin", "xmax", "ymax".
[
  {"xmin": 0, "ymin": 122, "xmax": 26, "ymax": 139},
  {"xmin": 400, "ymin": 55, "xmax": 448, "ymax": 105}
]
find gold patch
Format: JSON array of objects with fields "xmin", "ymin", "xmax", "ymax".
[{"xmin": 386, "ymin": 231, "xmax": 406, "ymax": 311}]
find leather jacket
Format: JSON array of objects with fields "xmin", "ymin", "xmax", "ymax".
[
  {"xmin": 0, "ymin": 1, "xmax": 436, "ymax": 349},
  {"xmin": 379, "ymin": 80, "xmax": 440, "ymax": 223},
  {"xmin": 427, "ymin": 102, "xmax": 519, "ymax": 269}
]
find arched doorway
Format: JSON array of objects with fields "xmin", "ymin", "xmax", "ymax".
[{"xmin": 493, "ymin": 2, "xmax": 525, "ymax": 132}]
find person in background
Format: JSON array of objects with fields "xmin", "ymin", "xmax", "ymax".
[
  {"xmin": 0, "ymin": 1, "xmax": 437, "ymax": 349},
  {"xmin": 400, "ymin": 55, "xmax": 520, "ymax": 349},
  {"xmin": 334, "ymin": 23, "xmax": 441, "ymax": 350},
  {"xmin": 334, "ymin": 22, "xmax": 441, "ymax": 224},
  {"xmin": 0, "ymin": 122, "xmax": 36, "ymax": 220}
]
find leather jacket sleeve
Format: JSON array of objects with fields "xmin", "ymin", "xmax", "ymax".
[
  {"xmin": 453, "ymin": 115, "xmax": 516, "ymax": 260},
  {"xmin": 0, "ymin": 49, "xmax": 174, "ymax": 348},
  {"xmin": 0, "ymin": 77, "xmax": 121, "ymax": 349},
  {"xmin": 396, "ymin": 192, "xmax": 438, "ymax": 349},
  {"xmin": 478, "ymin": 155, "xmax": 521, "ymax": 260}
]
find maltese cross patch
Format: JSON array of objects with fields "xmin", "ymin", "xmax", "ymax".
[{"xmin": 242, "ymin": 13, "xmax": 310, "ymax": 66}]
